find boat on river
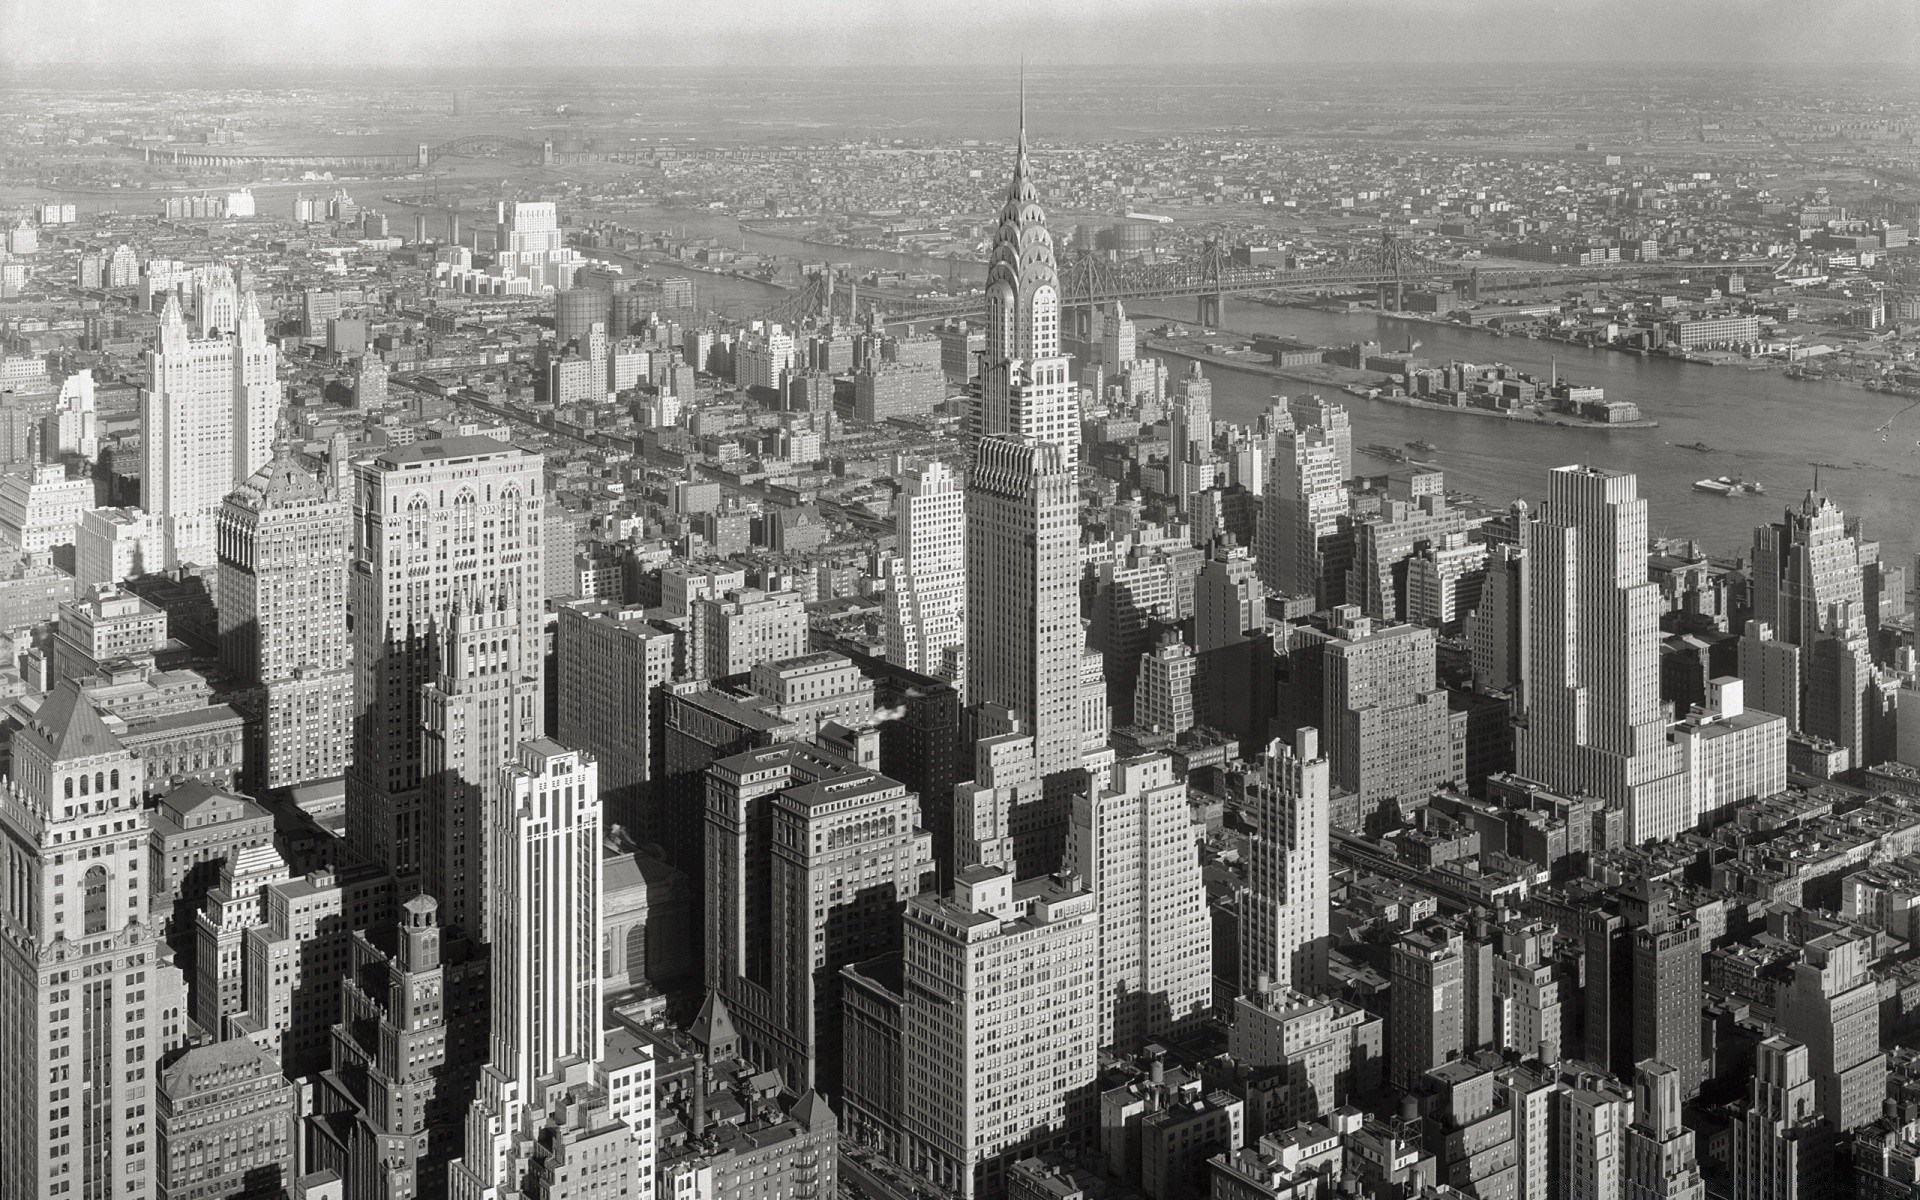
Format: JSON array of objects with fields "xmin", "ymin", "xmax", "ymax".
[{"xmin": 1694, "ymin": 478, "xmax": 1736, "ymax": 496}]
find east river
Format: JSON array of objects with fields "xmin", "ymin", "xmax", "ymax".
[
  {"xmin": 44, "ymin": 185, "xmax": 1908, "ymax": 567},
  {"xmin": 569, "ymin": 205, "xmax": 1917, "ymax": 568}
]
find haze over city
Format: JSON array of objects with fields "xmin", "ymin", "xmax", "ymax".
[{"xmin": 8, "ymin": 0, "xmax": 1920, "ymax": 68}]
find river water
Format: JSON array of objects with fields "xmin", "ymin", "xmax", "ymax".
[
  {"xmin": 43, "ymin": 183, "xmax": 1899, "ymax": 566},
  {"xmin": 581, "ymin": 205, "xmax": 1915, "ymax": 567},
  {"xmin": 1127, "ymin": 302, "xmax": 1918, "ymax": 568}
]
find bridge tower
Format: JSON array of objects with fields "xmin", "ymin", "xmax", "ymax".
[
  {"xmin": 1195, "ymin": 237, "xmax": 1231, "ymax": 328},
  {"xmin": 541, "ymin": 140, "xmax": 555, "ymax": 166},
  {"xmin": 1374, "ymin": 228, "xmax": 1413, "ymax": 311},
  {"xmin": 418, "ymin": 143, "xmax": 430, "ymax": 168}
]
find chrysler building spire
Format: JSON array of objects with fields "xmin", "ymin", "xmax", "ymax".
[{"xmin": 977, "ymin": 76, "xmax": 1074, "ymax": 463}]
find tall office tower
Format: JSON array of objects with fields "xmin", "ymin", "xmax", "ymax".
[
  {"xmin": 1132, "ymin": 635, "xmax": 1197, "ymax": 734},
  {"xmin": 1240, "ymin": 729, "xmax": 1330, "ymax": 995},
  {"xmin": 1169, "ymin": 363, "xmax": 1213, "ymax": 506},
  {"xmin": 1630, "ymin": 886, "xmax": 1704, "ymax": 1097},
  {"xmin": 1098, "ymin": 301, "xmax": 1138, "ymax": 369},
  {"xmin": 1731, "ymin": 1037, "xmax": 1829, "ymax": 1200},
  {"xmin": 329, "ymin": 895, "xmax": 485, "ymax": 1200},
  {"xmin": 420, "ymin": 607, "xmax": 540, "ymax": 936},
  {"xmin": 0, "ymin": 684, "xmax": 154, "ymax": 1200},
  {"xmin": 1516, "ymin": 467, "xmax": 1686, "ymax": 843},
  {"xmin": 1388, "ymin": 921, "xmax": 1465, "ymax": 1091},
  {"xmin": 49, "ymin": 367, "xmax": 98, "ymax": 461},
  {"xmin": 1555, "ymin": 1070, "xmax": 1633, "ymax": 1200},
  {"xmin": 1257, "ymin": 419, "xmax": 1350, "ymax": 607},
  {"xmin": 1066, "ymin": 753, "xmax": 1210, "ymax": 1049},
  {"xmin": 347, "ymin": 437, "xmax": 544, "ymax": 887},
  {"xmin": 902, "ymin": 866, "xmax": 1099, "ymax": 1200},
  {"xmin": 217, "ymin": 442, "xmax": 353, "ymax": 790},
  {"xmin": 1778, "ymin": 927, "xmax": 1884, "ymax": 1132},
  {"xmin": 1627, "ymin": 1060, "xmax": 1707, "ymax": 1200},
  {"xmin": 976, "ymin": 108, "xmax": 1078, "ymax": 465},
  {"xmin": 449, "ymin": 742, "xmax": 605, "ymax": 1200},
  {"xmin": 769, "ymin": 759, "xmax": 933, "ymax": 1095},
  {"xmin": 141, "ymin": 291, "xmax": 281, "ymax": 566},
  {"xmin": 1750, "ymin": 492, "xmax": 1884, "ymax": 768},
  {"xmin": 966, "ymin": 436, "xmax": 1083, "ymax": 784},
  {"xmin": 1320, "ymin": 613, "xmax": 1455, "ymax": 815},
  {"xmin": 489, "ymin": 740, "xmax": 601, "ymax": 1087},
  {"xmin": 884, "ymin": 460, "xmax": 967, "ymax": 680},
  {"xmin": 705, "ymin": 741, "xmax": 930, "ymax": 1094},
  {"xmin": 1468, "ymin": 519, "xmax": 1530, "ymax": 700},
  {"xmin": 1194, "ymin": 541, "xmax": 1262, "ymax": 653},
  {"xmin": 555, "ymin": 600, "xmax": 680, "ymax": 844}
]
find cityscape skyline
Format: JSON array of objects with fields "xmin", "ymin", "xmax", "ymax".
[{"xmin": 1, "ymin": 25, "xmax": 1920, "ymax": 1200}]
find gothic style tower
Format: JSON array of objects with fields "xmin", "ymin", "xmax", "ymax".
[
  {"xmin": 977, "ymin": 88, "xmax": 1078, "ymax": 465},
  {"xmin": 0, "ymin": 683, "xmax": 155, "ymax": 1200}
]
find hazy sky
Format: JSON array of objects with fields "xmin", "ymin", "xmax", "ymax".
[{"xmin": 5, "ymin": 0, "xmax": 1919, "ymax": 69}]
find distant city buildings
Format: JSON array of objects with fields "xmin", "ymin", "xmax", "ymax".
[{"xmin": 4, "ymin": 69, "xmax": 1919, "ymax": 1200}]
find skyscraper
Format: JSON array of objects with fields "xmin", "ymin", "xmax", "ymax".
[
  {"xmin": 884, "ymin": 460, "xmax": 966, "ymax": 682},
  {"xmin": 346, "ymin": 436, "xmax": 545, "ymax": 889},
  {"xmin": 966, "ymin": 435, "xmax": 1083, "ymax": 783},
  {"xmin": 976, "ymin": 102, "xmax": 1078, "ymax": 465},
  {"xmin": 1066, "ymin": 753, "xmax": 1211, "ymax": 1049},
  {"xmin": 142, "ymin": 290, "xmax": 281, "ymax": 566},
  {"xmin": 1627, "ymin": 1060, "xmax": 1707, "ymax": 1200},
  {"xmin": 1240, "ymin": 728, "xmax": 1331, "ymax": 995},
  {"xmin": 217, "ymin": 441, "xmax": 354, "ymax": 790},
  {"xmin": 1320, "ymin": 613, "xmax": 1455, "ymax": 816},
  {"xmin": 420, "ymin": 605, "xmax": 540, "ymax": 937},
  {"xmin": 1516, "ymin": 466, "xmax": 1686, "ymax": 843},
  {"xmin": 1750, "ymin": 491, "xmax": 1887, "ymax": 769},
  {"xmin": 0, "ymin": 684, "xmax": 155, "ymax": 1200},
  {"xmin": 448, "ymin": 740, "xmax": 605, "ymax": 1200},
  {"xmin": 902, "ymin": 866, "xmax": 1099, "ymax": 1200},
  {"xmin": 1731, "ymin": 1037, "xmax": 1830, "ymax": 1200},
  {"xmin": 705, "ymin": 740, "xmax": 931, "ymax": 1094},
  {"xmin": 1388, "ymin": 922, "xmax": 1465, "ymax": 1091},
  {"xmin": 1778, "ymin": 927, "xmax": 1884, "ymax": 1133},
  {"xmin": 1169, "ymin": 363, "xmax": 1213, "ymax": 507},
  {"xmin": 1258, "ymin": 418, "xmax": 1350, "ymax": 607},
  {"xmin": 555, "ymin": 600, "xmax": 681, "ymax": 845},
  {"xmin": 489, "ymin": 739, "xmax": 602, "ymax": 1088}
]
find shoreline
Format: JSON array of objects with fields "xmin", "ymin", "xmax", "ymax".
[{"xmin": 1144, "ymin": 337, "xmax": 1661, "ymax": 431}]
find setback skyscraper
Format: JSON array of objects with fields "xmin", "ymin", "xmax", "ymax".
[
  {"xmin": 1240, "ymin": 728, "xmax": 1331, "ymax": 995},
  {"xmin": 885, "ymin": 460, "xmax": 967, "ymax": 682},
  {"xmin": 346, "ymin": 436, "xmax": 545, "ymax": 894},
  {"xmin": 1516, "ymin": 466, "xmax": 1686, "ymax": 842},
  {"xmin": 142, "ymin": 289, "xmax": 281, "ymax": 567},
  {"xmin": 0, "ymin": 685, "xmax": 156, "ymax": 1200},
  {"xmin": 966, "ymin": 435, "xmax": 1084, "ymax": 784},
  {"xmin": 216, "ymin": 440, "xmax": 353, "ymax": 790}
]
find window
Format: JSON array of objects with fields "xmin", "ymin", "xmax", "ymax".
[{"xmin": 82, "ymin": 867, "xmax": 108, "ymax": 935}]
